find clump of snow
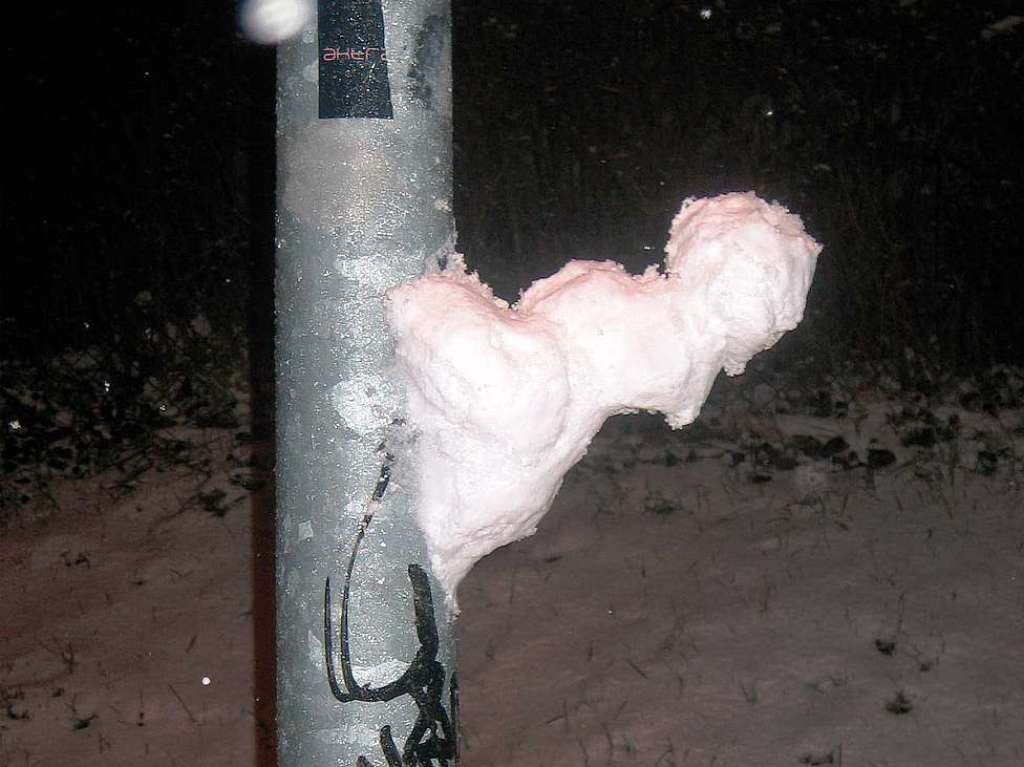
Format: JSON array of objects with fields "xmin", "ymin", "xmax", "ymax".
[
  {"xmin": 386, "ymin": 192, "xmax": 821, "ymax": 602},
  {"xmin": 239, "ymin": 0, "xmax": 312, "ymax": 44}
]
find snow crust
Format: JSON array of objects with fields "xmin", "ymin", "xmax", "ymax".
[{"xmin": 386, "ymin": 192, "xmax": 821, "ymax": 602}]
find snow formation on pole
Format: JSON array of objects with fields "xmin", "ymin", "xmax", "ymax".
[{"xmin": 387, "ymin": 193, "xmax": 820, "ymax": 604}]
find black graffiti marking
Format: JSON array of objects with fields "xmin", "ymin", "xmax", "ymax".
[
  {"xmin": 324, "ymin": 566, "xmax": 458, "ymax": 765},
  {"xmin": 371, "ymin": 452, "xmax": 392, "ymax": 501},
  {"xmin": 323, "ymin": 455, "xmax": 458, "ymax": 766}
]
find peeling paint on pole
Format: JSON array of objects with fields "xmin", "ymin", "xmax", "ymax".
[{"xmin": 274, "ymin": 1, "xmax": 456, "ymax": 764}]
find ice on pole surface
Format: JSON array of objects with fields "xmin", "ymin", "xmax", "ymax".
[{"xmin": 387, "ymin": 192, "xmax": 821, "ymax": 604}]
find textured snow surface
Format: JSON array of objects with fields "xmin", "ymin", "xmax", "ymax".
[
  {"xmin": 387, "ymin": 192, "xmax": 821, "ymax": 601},
  {"xmin": 5, "ymin": 382, "xmax": 1024, "ymax": 767}
]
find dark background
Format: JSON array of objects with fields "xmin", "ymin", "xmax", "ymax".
[{"xmin": 3, "ymin": 1, "xmax": 1023, "ymax": 496}]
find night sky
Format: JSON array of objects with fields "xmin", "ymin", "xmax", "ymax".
[
  {"xmin": 3, "ymin": 1, "xmax": 1023, "ymax": 366},
  {"xmin": 5, "ymin": 4, "xmax": 274, "ymax": 355}
]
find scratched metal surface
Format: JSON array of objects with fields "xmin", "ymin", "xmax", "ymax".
[{"xmin": 274, "ymin": 2, "xmax": 458, "ymax": 763}]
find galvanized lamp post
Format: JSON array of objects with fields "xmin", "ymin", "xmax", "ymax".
[{"xmin": 272, "ymin": 1, "xmax": 457, "ymax": 764}]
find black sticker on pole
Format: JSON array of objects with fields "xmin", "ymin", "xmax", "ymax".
[{"xmin": 318, "ymin": 0, "xmax": 393, "ymax": 119}]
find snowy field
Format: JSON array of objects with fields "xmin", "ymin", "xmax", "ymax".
[{"xmin": 3, "ymin": 371, "xmax": 1024, "ymax": 766}]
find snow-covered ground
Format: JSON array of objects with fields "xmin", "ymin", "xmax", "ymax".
[{"xmin": 3, "ymin": 370, "xmax": 1024, "ymax": 766}]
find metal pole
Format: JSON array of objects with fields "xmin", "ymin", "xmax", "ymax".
[{"xmin": 273, "ymin": 1, "xmax": 456, "ymax": 764}]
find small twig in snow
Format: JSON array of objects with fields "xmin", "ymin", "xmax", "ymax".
[{"xmin": 167, "ymin": 683, "xmax": 198, "ymax": 726}]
